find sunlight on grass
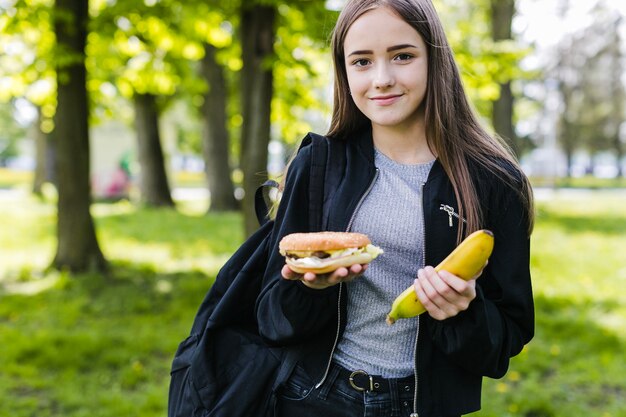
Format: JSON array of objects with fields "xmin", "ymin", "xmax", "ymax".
[
  {"xmin": 0, "ymin": 194, "xmax": 56, "ymax": 278},
  {"xmin": 0, "ymin": 168, "xmax": 33, "ymax": 187},
  {"xmin": 478, "ymin": 189, "xmax": 626, "ymax": 417},
  {"xmin": 2, "ymin": 272, "xmax": 65, "ymax": 295},
  {"xmin": 531, "ymin": 190, "xmax": 626, "ymax": 337}
]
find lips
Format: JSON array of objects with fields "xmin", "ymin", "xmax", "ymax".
[{"xmin": 370, "ymin": 94, "xmax": 403, "ymax": 105}]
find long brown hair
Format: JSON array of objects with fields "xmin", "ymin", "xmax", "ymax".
[{"xmin": 328, "ymin": 0, "xmax": 534, "ymax": 239}]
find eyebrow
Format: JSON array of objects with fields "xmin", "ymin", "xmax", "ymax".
[{"xmin": 347, "ymin": 44, "xmax": 419, "ymax": 57}]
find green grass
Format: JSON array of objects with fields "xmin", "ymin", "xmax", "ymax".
[
  {"xmin": 1, "ymin": 189, "xmax": 625, "ymax": 417},
  {"xmin": 0, "ymin": 168, "xmax": 33, "ymax": 188},
  {"xmin": 530, "ymin": 175, "xmax": 626, "ymax": 189},
  {"xmin": 0, "ymin": 196, "xmax": 242, "ymax": 417},
  {"xmin": 479, "ymin": 191, "xmax": 626, "ymax": 417}
]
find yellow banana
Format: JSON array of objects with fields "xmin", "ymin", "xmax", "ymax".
[{"xmin": 385, "ymin": 229, "xmax": 494, "ymax": 325}]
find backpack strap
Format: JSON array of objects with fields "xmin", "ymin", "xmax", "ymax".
[
  {"xmin": 254, "ymin": 179, "xmax": 279, "ymax": 226},
  {"xmin": 270, "ymin": 133, "xmax": 329, "ymax": 392},
  {"xmin": 258, "ymin": 132, "xmax": 328, "ymax": 231},
  {"xmin": 307, "ymin": 132, "xmax": 328, "ymax": 232}
]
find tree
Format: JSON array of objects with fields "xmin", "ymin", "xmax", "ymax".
[
  {"xmin": 551, "ymin": 1, "xmax": 624, "ymax": 177},
  {"xmin": 239, "ymin": 1, "xmax": 277, "ymax": 236},
  {"xmin": 236, "ymin": 1, "xmax": 337, "ymax": 236},
  {"xmin": 607, "ymin": 16, "xmax": 625, "ymax": 177},
  {"xmin": 183, "ymin": 3, "xmax": 240, "ymax": 212},
  {"xmin": 90, "ymin": 0, "xmax": 187, "ymax": 207},
  {"xmin": 52, "ymin": 0, "xmax": 107, "ymax": 272},
  {"xmin": 134, "ymin": 93, "xmax": 175, "ymax": 206},
  {"xmin": 434, "ymin": 0, "xmax": 529, "ymax": 142},
  {"xmin": 31, "ymin": 106, "xmax": 55, "ymax": 193},
  {"xmin": 490, "ymin": 0, "xmax": 519, "ymax": 156},
  {"xmin": 199, "ymin": 42, "xmax": 238, "ymax": 210}
]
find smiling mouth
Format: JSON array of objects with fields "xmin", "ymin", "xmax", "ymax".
[{"xmin": 370, "ymin": 94, "xmax": 402, "ymax": 105}]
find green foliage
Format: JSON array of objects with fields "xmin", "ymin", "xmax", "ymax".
[
  {"xmin": 1, "ymin": 0, "xmax": 530, "ymax": 155},
  {"xmin": 435, "ymin": 0, "xmax": 532, "ymax": 119},
  {"xmin": 0, "ymin": 0, "xmax": 56, "ymax": 131},
  {"xmin": 88, "ymin": 0, "xmax": 203, "ymax": 122},
  {"xmin": 272, "ymin": 4, "xmax": 337, "ymax": 143},
  {"xmin": 1, "ymin": 188, "xmax": 625, "ymax": 416}
]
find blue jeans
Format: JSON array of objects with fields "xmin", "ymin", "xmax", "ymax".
[{"xmin": 276, "ymin": 363, "xmax": 423, "ymax": 417}]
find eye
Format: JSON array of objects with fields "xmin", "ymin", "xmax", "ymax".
[
  {"xmin": 351, "ymin": 58, "xmax": 371, "ymax": 67},
  {"xmin": 393, "ymin": 53, "xmax": 414, "ymax": 62}
]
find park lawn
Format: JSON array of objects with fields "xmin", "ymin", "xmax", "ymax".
[
  {"xmin": 0, "ymin": 168, "xmax": 33, "ymax": 189},
  {"xmin": 0, "ymin": 190, "xmax": 625, "ymax": 417},
  {"xmin": 479, "ymin": 190, "xmax": 626, "ymax": 417}
]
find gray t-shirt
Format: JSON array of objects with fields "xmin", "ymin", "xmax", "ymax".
[{"xmin": 332, "ymin": 149, "xmax": 434, "ymax": 378}]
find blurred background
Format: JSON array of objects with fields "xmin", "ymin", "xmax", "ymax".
[{"xmin": 1, "ymin": 0, "xmax": 625, "ymax": 416}]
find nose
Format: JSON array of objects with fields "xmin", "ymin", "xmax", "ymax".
[{"xmin": 373, "ymin": 63, "xmax": 394, "ymax": 89}]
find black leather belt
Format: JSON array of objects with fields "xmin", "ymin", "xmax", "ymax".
[{"xmin": 338, "ymin": 367, "xmax": 414, "ymax": 393}]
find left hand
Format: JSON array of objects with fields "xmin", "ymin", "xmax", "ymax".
[{"xmin": 413, "ymin": 266, "xmax": 477, "ymax": 321}]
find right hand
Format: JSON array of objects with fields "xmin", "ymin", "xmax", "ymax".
[{"xmin": 281, "ymin": 264, "xmax": 368, "ymax": 289}]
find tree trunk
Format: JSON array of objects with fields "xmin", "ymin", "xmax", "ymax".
[
  {"xmin": 52, "ymin": 0, "xmax": 107, "ymax": 272},
  {"xmin": 564, "ymin": 148, "xmax": 574, "ymax": 178},
  {"xmin": 614, "ymin": 138, "xmax": 624, "ymax": 178},
  {"xmin": 134, "ymin": 93, "xmax": 175, "ymax": 207},
  {"xmin": 199, "ymin": 43, "xmax": 238, "ymax": 211},
  {"xmin": 558, "ymin": 81, "xmax": 575, "ymax": 180},
  {"xmin": 609, "ymin": 18, "xmax": 625, "ymax": 178},
  {"xmin": 240, "ymin": 4, "xmax": 276, "ymax": 237},
  {"xmin": 490, "ymin": 0, "xmax": 519, "ymax": 156},
  {"xmin": 32, "ymin": 107, "xmax": 54, "ymax": 194}
]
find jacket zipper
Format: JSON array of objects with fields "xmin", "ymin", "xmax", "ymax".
[
  {"xmin": 315, "ymin": 168, "xmax": 380, "ymax": 389},
  {"xmin": 439, "ymin": 203, "xmax": 466, "ymax": 227},
  {"xmin": 411, "ymin": 316, "xmax": 420, "ymax": 417},
  {"xmin": 410, "ymin": 181, "xmax": 427, "ymax": 417}
]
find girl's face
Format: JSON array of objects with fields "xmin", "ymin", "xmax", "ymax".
[{"xmin": 343, "ymin": 7, "xmax": 428, "ymax": 134}]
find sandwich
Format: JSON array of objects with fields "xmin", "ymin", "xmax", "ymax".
[{"xmin": 279, "ymin": 231, "xmax": 383, "ymax": 274}]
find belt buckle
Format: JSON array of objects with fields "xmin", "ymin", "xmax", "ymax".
[{"xmin": 349, "ymin": 369, "xmax": 374, "ymax": 392}]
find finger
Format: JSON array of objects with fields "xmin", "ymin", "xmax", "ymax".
[
  {"xmin": 282, "ymin": 265, "xmax": 301, "ymax": 280},
  {"xmin": 320, "ymin": 264, "xmax": 368, "ymax": 286},
  {"xmin": 438, "ymin": 271, "xmax": 476, "ymax": 299},
  {"xmin": 418, "ymin": 268, "xmax": 468, "ymax": 317},
  {"xmin": 327, "ymin": 267, "xmax": 348, "ymax": 280},
  {"xmin": 416, "ymin": 268, "xmax": 445, "ymax": 308},
  {"xmin": 348, "ymin": 264, "xmax": 364, "ymax": 275},
  {"xmin": 303, "ymin": 271, "xmax": 321, "ymax": 282},
  {"xmin": 436, "ymin": 271, "xmax": 476, "ymax": 313},
  {"xmin": 418, "ymin": 267, "xmax": 454, "ymax": 305},
  {"xmin": 413, "ymin": 277, "xmax": 447, "ymax": 318}
]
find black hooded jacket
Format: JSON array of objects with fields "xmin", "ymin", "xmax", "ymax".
[{"xmin": 256, "ymin": 129, "xmax": 534, "ymax": 416}]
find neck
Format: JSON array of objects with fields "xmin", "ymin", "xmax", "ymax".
[{"xmin": 371, "ymin": 122, "xmax": 435, "ymax": 164}]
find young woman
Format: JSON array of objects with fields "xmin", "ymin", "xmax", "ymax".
[{"xmin": 256, "ymin": 1, "xmax": 535, "ymax": 416}]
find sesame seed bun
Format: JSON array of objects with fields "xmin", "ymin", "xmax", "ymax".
[{"xmin": 279, "ymin": 232, "xmax": 371, "ymax": 253}]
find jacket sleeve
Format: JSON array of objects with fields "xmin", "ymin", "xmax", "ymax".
[
  {"xmin": 255, "ymin": 142, "xmax": 339, "ymax": 346},
  {"xmin": 428, "ymin": 172, "xmax": 534, "ymax": 378}
]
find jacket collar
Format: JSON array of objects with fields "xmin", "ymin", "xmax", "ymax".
[{"xmin": 350, "ymin": 125, "xmax": 445, "ymax": 181}]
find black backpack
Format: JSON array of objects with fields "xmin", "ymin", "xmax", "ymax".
[{"xmin": 167, "ymin": 133, "xmax": 329, "ymax": 417}]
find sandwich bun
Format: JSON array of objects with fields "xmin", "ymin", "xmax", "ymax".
[{"xmin": 279, "ymin": 232, "xmax": 383, "ymax": 274}]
